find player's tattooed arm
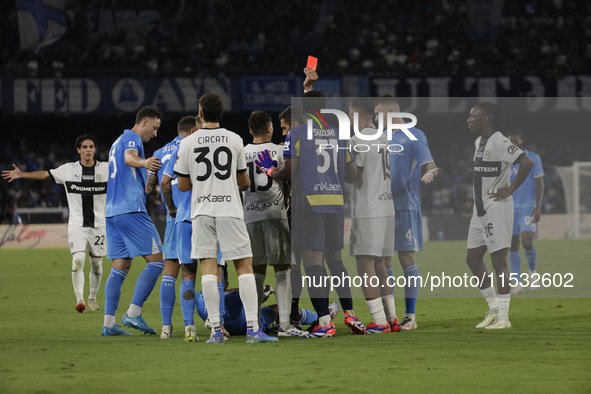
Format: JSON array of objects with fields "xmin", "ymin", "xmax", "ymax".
[
  {"xmin": 145, "ymin": 172, "xmax": 162, "ymax": 205},
  {"xmin": 344, "ymin": 161, "xmax": 357, "ymax": 183},
  {"xmin": 161, "ymin": 174, "xmax": 177, "ymax": 218}
]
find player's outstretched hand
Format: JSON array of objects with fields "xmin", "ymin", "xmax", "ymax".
[
  {"xmin": 145, "ymin": 157, "xmax": 161, "ymax": 172},
  {"xmin": 488, "ymin": 187, "xmax": 512, "ymax": 201},
  {"xmin": 1, "ymin": 164, "xmax": 22, "ymax": 182},
  {"xmin": 531, "ymin": 206, "xmax": 541, "ymax": 223},
  {"xmin": 303, "ymin": 67, "xmax": 319, "ymax": 91},
  {"xmin": 421, "ymin": 167, "xmax": 439, "ymax": 184},
  {"xmin": 255, "ymin": 150, "xmax": 278, "ymax": 177}
]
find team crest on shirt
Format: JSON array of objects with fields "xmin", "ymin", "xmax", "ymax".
[{"xmin": 485, "ymin": 150, "xmax": 491, "ymax": 159}]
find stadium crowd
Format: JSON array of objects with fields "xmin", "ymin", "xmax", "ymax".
[{"xmin": 2, "ymin": 0, "xmax": 590, "ymax": 77}]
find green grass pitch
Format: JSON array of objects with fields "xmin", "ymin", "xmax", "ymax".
[{"xmin": 1, "ymin": 240, "xmax": 589, "ymax": 393}]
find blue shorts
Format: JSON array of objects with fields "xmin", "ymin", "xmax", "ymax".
[
  {"xmin": 512, "ymin": 206, "xmax": 536, "ymax": 235},
  {"xmin": 394, "ymin": 210, "xmax": 423, "ymax": 252},
  {"xmin": 163, "ymin": 219, "xmax": 178, "ymax": 260},
  {"xmin": 292, "ymin": 213, "xmax": 344, "ymax": 252},
  {"xmin": 195, "ymin": 291, "xmax": 276, "ymax": 335},
  {"xmin": 106, "ymin": 212, "xmax": 162, "ymax": 259},
  {"xmin": 176, "ymin": 221, "xmax": 195, "ymax": 265}
]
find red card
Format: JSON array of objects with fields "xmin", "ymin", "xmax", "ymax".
[{"xmin": 306, "ymin": 56, "xmax": 318, "ymax": 70}]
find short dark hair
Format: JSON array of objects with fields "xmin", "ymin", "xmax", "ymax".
[
  {"xmin": 279, "ymin": 107, "xmax": 291, "ymax": 124},
  {"xmin": 301, "ymin": 90, "xmax": 326, "ymax": 114},
  {"xmin": 135, "ymin": 106, "xmax": 163, "ymax": 125},
  {"xmin": 350, "ymin": 96, "xmax": 375, "ymax": 116},
  {"xmin": 507, "ymin": 128, "xmax": 526, "ymax": 143},
  {"xmin": 248, "ymin": 111, "xmax": 272, "ymax": 137},
  {"xmin": 374, "ymin": 95, "xmax": 400, "ymax": 108},
  {"xmin": 177, "ymin": 116, "xmax": 196, "ymax": 135},
  {"xmin": 475, "ymin": 102, "xmax": 504, "ymax": 131},
  {"xmin": 199, "ymin": 93, "xmax": 224, "ymax": 122},
  {"xmin": 75, "ymin": 134, "xmax": 97, "ymax": 149}
]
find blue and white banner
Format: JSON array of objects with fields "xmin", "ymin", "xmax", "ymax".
[
  {"xmin": 1, "ymin": 76, "xmax": 234, "ymax": 114},
  {"xmin": 16, "ymin": 0, "xmax": 67, "ymax": 53}
]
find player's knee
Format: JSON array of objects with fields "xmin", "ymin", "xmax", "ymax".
[
  {"xmin": 72, "ymin": 253, "xmax": 85, "ymax": 272},
  {"xmin": 89, "ymin": 256, "xmax": 103, "ymax": 275},
  {"xmin": 522, "ymin": 238, "xmax": 534, "ymax": 250}
]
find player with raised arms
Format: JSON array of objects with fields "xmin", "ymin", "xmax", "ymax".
[
  {"xmin": 507, "ymin": 129, "xmax": 545, "ymax": 294},
  {"xmin": 2, "ymin": 134, "xmax": 108, "ymax": 313},
  {"xmin": 174, "ymin": 93, "xmax": 277, "ymax": 343},
  {"xmin": 258, "ymin": 80, "xmax": 361, "ymax": 337},
  {"xmin": 101, "ymin": 106, "xmax": 165, "ymax": 336},
  {"xmin": 466, "ymin": 102, "xmax": 533, "ymax": 329}
]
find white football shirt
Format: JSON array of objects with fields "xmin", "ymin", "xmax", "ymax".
[
  {"xmin": 174, "ymin": 127, "xmax": 247, "ymax": 219},
  {"xmin": 349, "ymin": 128, "xmax": 395, "ymax": 219},
  {"xmin": 49, "ymin": 161, "xmax": 108, "ymax": 227},
  {"xmin": 472, "ymin": 131, "xmax": 525, "ymax": 217},
  {"xmin": 242, "ymin": 142, "xmax": 287, "ymax": 224}
]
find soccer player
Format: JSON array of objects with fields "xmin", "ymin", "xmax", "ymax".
[
  {"xmin": 258, "ymin": 89, "xmax": 361, "ymax": 338},
  {"xmin": 243, "ymin": 110, "xmax": 306, "ymax": 337},
  {"xmin": 507, "ymin": 129, "xmax": 544, "ymax": 294},
  {"xmin": 101, "ymin": 106, "xmax": 165, "ymax": 336},
  {"xmin": 2, "ymin": 135, "xmax": 107, "ymax": 313},
  {"xmin": 374, "ymin": 95, "xmax": 439, "ymax": 331},
  {"xmin": 195, "ymin": 285, "xmax": 334, "ymax": 337},
  {"xmin": 145, "ymin": 115, "xmax": 198, "ymax": 339},
  {"xmin": 466, "ymin": 102, "xmax": 533, "ymax": 329},
  {"xmin": 174, "ymin": 92, "xmax": 277, "ymax": 344},
  {"xmin": 347, "ymin": 97, "xmax": 397, "ymax": 333}
]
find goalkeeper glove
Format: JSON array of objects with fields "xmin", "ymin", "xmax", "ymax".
[{"xmin": 255, "ymin": 149, "xmax": 278, "ymax": 177}]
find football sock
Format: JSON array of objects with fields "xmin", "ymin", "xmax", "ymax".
[
  {"xmin": 509, "ymin": 251, "xmax": 522, "ymax": 284},
  {"xmin": 104, "ymin": 268, "xmax": 128, "ymax": 326},
  {"xmin": 299, "ymin": 308, "xmax": 318, "ymax": 325},
  {"xmin": 480, "ymin": 286, "xmax": 499, "ymax": 314},
  {"xmin": 381, "ymin": 294, "xmax": 397, "ymax": 321},
  {"xmin": 89, "ymin": 256, "xmax": 103, "ymax": 300},
  {"xmin": 319, "ymin": 314, "xmax": 331, "ymax": 327},
  {"xmin": 71, "ymin": 252, "xmax": 85, "ymax": 303},
  {"xmin": 180, "ymin": 280, "xmax": 195, "ymax": 326},
  {"xmin": 525, "ymin": 247, "xmax": 537, "ymax": 273},
  {"xmin": 239, "ymin": 273, "xmax": 260, "ymax": 332},
  {"xmin": 497, "ymin": 293, "xmax": 511, "ymax": 320},
  {"xmin": 217, "ymin": 282, "xmax": 225, "ymax": 322},
  {"xmin": 128, "ymin": 261, "xmax": 164, "ymax": 316},
  {"xmin": 327, "ymin": 259, "xmax": 353, "ymax": 311},
  {"xmin": 386, "ymin": 265, "xmax": 396, "ymax": 297},
  {"xmin": 305, "ymin": 264, "xmax": 330, "ymax": 318},
  {"xmin": 366, "ymin": 298, "xmax": 387, "ymax": 325},
  {"xmin": 275, "ymin": 269, "xmax": 292, "ymax": 329},
  {"xmin": 254, "ymin": 272, "xmax": 265, "ymax": 314},
  {"xmin": 202, "ymin": 274, "xmax": 220, "ymax": 330},
  {"xmin": 403, "ymin": 263, "xmax": 418, "ymax": 314},
  {"xmin": 290, "ymin": 261, "xmax": 302, "ymax": 321},
  {"xmin": 160, "ymin": 275, "xmax": 176, "ymax": 326}
]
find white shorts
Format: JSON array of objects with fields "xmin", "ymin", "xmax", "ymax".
[
  {"xmin": 350, "ymin": 216, "xmax": 395, "ymax": 257},
  {"xmin": 247, "ymin": 219, "xmax": 291, "ymax": 266},
  {"xmin": 467, "ymin": 200, "xmax": 513, "ymax": 253},
  {"xmin": 68, "ymin": 226, "xmax": 106, "ymax": 256},
  {"xmin": 191, "ymin": 216, "xmax": 252, "ymax": 261}
]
